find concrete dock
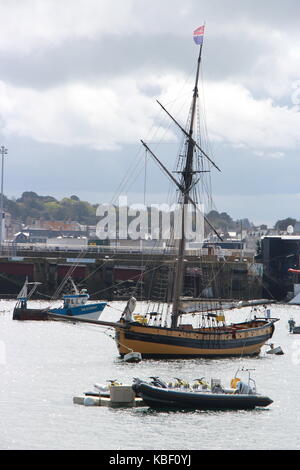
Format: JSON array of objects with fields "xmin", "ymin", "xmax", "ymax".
[
  {"xmin": 73, "ymin": 386, "xmax": 146, "ymax": 408},
  {"xmin": 73, "ymin": 395, "xmax": 146, "ymax": 408}
]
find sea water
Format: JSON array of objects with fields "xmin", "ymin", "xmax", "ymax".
[{"xmin": 1, "ymin": 300, "xmax": 300, "ymax": 450}]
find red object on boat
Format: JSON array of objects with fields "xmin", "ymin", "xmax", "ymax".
[{"xmin": 288, "ymin": 269, "xmax": 300, "ymax": 274}]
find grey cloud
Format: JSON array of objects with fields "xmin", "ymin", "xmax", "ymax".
[
  {"xmin": 139, "ymin": 0, "xmax": 300, "ymax": 29},
  {"xmin": 1, "ymin": 0, "xmax": 299, "ymax": 92},
  {"xmin": 0, "ymin": 35, "xmax": 184, "ymax": 89},
  {"xmin": 0, "ymin": 33, "xmax": 276, "ymax": 93}
]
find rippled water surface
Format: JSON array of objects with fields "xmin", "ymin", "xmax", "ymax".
[{"xmin": 1, "ymin": 300, "xmax": 300, "ymax": 450}]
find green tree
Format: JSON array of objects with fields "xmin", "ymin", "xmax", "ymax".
[{"xmin": 275, "ymin": 218, "xmax": 296, "ymax": 231}]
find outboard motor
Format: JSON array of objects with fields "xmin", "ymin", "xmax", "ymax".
[
  {"xmin": 236, "ymin": 381, "xmax": 254, "ymax": 395},
  {"xmin": 132, "ymin": 378, "xmax": 142, "ymax": 395}
]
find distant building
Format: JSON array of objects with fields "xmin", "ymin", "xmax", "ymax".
[
  {"xmin": 261, "ymin": 235, "xmax": 300, "ymax": 300},
  {"xmin": 30, "ymin": 220, "xmax": 82, "ymax": 231},
  {"xmin": 14, "ymin": 226, "xmax": 89, "ymax": 244},
  {"xmin": 0, "ymin": 212, "xmax": 23, "ymax": 241},
  {"xmin": 46, "ymin": 237, "xmax": 87, "ymax": 248},
  {"xmin": 203, "ymin": 240, "xmax": 244, "ymax": 250}
]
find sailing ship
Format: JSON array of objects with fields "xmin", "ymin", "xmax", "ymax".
[{"xmin": 113, "ymin": 26, "xmax": 278, "ymax": 358}]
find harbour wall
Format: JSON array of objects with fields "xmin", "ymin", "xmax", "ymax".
[{"xmin": 0, "ymin": 248, "xmax": 262, "ymax": 301}]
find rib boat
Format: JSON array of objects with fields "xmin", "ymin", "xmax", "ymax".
[{"xmin": 132, "ymin": 371, "xmax": 273, "ymax": 411}]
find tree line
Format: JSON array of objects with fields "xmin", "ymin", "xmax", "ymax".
[
  {"xmin": 3, "ymin": 191, "xmax": 296, "ymax": 232},
  {"xmin": 5, "ymin": 192, "xmax": 98, "ymax": 225}
]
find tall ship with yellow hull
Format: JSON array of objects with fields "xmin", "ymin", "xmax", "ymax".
[
  {"xmin": 116, "ymin": 317, "xmax": 276, "ymax": 359},
  {"xmin": 111, "ymin": 25, "xmax": 278, "ymax": 359}
]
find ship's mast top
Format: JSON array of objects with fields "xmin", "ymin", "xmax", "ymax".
[
  {"xmin": 171, "ymin": 30, "xmax": 204, "ymax": 328},
  {"xmin": 141, "ymin": 27, "xmax": 221, "ymax": 329}
]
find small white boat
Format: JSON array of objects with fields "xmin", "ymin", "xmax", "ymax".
[
  {"xmin": 123, "ymin": 352, "xmax": 142, "ymax": 363},
  {"xmin": 266, "ymin": 344, "xmax": 284, "ymax": 355}
]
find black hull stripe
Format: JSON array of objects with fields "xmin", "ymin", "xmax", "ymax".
[
  {"xmin": 140, "ymin": 394, "xmax": 268, "ymax": 410},
  {"xmin": 128, "ymin": 321, "xmax": 274, "ymax": 335},
  {"xmin": 127, "ymin": 353, "xmax": 260, "ymax": 359}
]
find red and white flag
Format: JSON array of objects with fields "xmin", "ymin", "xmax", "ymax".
[{"xmin": 193, "ymin": 25, "xmax": 205, "ymax": 45}]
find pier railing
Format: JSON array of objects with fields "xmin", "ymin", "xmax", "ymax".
[{"xmin": 0, "ymin": 241, "xmax": 255, "ymax": 261}]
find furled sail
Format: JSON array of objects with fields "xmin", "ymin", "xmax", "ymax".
[{"xmin": 179, "ymin": 299, "xmax": 273, "ymax": 315}]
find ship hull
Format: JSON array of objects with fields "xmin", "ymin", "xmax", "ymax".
[
  {"xmin": 13, "ymin": 307, "xmax": 49, "ymax": 321},
  {"xmin": 133, "ymin": 382, "xmax": 273, "ymax": 410},
  {"xmin": 49, "ymin": 302, "xmax": 106, "ymax": 321},
  {"xmin": 116, "ymin": 320, "xmax": 276, "ymax": 358}
]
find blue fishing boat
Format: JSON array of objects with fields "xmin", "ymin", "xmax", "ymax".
[
  {"xmin": 49, "ymin": 279, "xmax": 106, "ymax": 320},
  {"xmin": 13, "ymin": 277, "xmax": 106, "ymax": 321}
]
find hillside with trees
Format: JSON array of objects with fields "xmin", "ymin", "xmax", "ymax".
[
  {"xmin": 4, "ymin": 192, "xmax": 98, "ymax": 225},
  {"xmin": 205, "ymin": 210, "xmax": 252, "ymax": 234},
  {"xmin": 3, "ymin": 192, "xmax": 297, "ymax": 233},
  {"xmin": 274, "ymin": 218, "xmax": 297, "ymax": 231}
]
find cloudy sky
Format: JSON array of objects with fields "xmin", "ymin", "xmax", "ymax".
[{"xmin": 1, "ymin": 0, "xmax": 300, "ymax": 226}]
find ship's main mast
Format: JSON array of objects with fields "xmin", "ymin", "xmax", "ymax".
[{"xmin": 171, "ymin": 43, "xmax": 203, "ymax": 329}]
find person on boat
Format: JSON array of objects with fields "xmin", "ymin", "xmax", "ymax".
[
  {"xmin": 261, "ymin": 304, "xmax": 271, "ymax": 319},
  {"xmin": 289, "ymin": 318, "xmax": 296, "ymax": 333}
]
